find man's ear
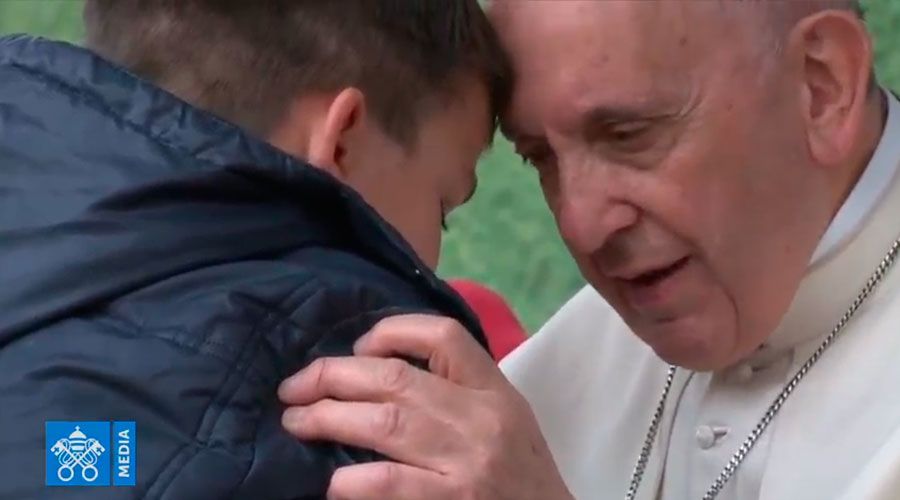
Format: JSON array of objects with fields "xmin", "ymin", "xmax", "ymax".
[
  {"xmin": 307, "ymin": 87, "xmax": 367, "ymax": 180},
  {"xmin": 789, "ymin": 10, "xmax": 874, "ymax": 166}
]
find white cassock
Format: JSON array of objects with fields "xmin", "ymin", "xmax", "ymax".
[{"xmin": 501, "ymin": 90, "xmax": 900, "ymax": 500}]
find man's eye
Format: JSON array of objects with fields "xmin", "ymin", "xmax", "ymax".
[
  {"xmin": 610, "ymin": 129, "xmax": 642, "ymax": 142},
  {"xmin": 607, "ymin": 124, "xmax": 649, "ymax": 143}
]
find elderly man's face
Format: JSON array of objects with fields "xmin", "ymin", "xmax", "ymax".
[{"xmin": 492, "ymin": 2, "xmax": 836, "ymax": 370}]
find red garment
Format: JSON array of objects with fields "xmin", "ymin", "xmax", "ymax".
[{"xmin": 448, "ymin": 279, "xmax": 528, "ymax": 361}]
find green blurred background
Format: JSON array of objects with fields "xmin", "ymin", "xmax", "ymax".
[{"xmin": 2, "ymin": 0, "xmax": 899, "ymax": 332}]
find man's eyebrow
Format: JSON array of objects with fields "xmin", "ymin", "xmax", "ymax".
[
  {"xmin": 499, "ymin": 106, "xmax": 675, "ymax": 149},
  {"xmin": 580, "ymin": 103, "xmax": 661, "ymax": 125}
]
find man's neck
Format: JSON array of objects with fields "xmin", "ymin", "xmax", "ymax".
[{"xmin": 831, "ymin": 89, "xmax": 890, "ymax": 218}]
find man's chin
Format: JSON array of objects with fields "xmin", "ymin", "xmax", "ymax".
[{"xmin": 635, "ymin": 317, "xmax": 736, "ymax": 372}]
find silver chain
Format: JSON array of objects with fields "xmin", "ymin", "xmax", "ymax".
[
  {"xmin": 625, "ymin": 236, "xmax": 900, "ymax": 500},
  {"xmin": 625, "ymin": 365, "xmax": 678, "ymax": 500}
]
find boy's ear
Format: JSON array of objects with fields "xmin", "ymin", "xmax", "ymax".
[{"xmin": 307, "ymin": 87, "xmax": 367, "ymax": 180}]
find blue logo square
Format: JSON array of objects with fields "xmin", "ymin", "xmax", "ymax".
[{"xmin": 46, "ymin": 421, "xmax": 111, "ymax": 486}]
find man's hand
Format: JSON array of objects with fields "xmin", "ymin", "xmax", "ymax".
[{"xmin": 277, "ymin": 314, "xmax": 573, "ymax": 500}]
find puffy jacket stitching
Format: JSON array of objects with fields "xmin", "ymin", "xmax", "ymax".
[
  {"xmin": 99, "ymin": 315, "xmax": 268, "ymax": 385},
  {"xmin": 146, "ymin": 278, "xmax": 324, "ymax": 499},
  {"xmin": 230, "ymin": 304, "xmax": 412, "ymax": 496},
  {"xmin": 231, "ymin": 325, "xmax": 315, "ymax": 497},
  {"xmin": 146, "ymin": 309, "xmax": 275, "ymax": 500},
  {"xmin": 324, "ymin": 305, "xmax": 434, "ymax": 338}
]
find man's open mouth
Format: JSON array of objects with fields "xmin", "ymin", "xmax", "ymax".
[{"xmin": 629, "ymin": 257, "xmax": 691, "ymax": 287}]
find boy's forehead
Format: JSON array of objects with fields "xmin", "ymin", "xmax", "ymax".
[{"xmin": 443, "ymin": 76, "xmax": 497, "ymax": 150}]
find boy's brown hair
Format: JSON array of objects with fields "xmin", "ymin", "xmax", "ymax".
[{"xmin": 83, "ymin": 0, "xmax": 511, "ymax": 144}]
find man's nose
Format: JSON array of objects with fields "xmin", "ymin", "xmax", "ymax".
[{"xmin": 555, "ymin": 174, "xmax": 639, "ymax": 255}]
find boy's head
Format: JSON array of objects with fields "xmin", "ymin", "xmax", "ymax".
[{"xmin": 83, "ymin": 0, "xmax": 511, "ymax": 268}]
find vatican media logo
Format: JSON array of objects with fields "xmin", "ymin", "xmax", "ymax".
[{"xmin": 45, "ymin": 421, "xmax": 136, "ymax": 487}]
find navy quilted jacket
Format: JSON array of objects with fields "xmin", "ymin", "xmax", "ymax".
[{"xmin": 0, "ymin": 35, "xmax": 487, "ymax": 500}]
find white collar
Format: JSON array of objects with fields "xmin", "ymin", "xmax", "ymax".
[
  {"xmin": 757, "ymin": 88, "xmax": 900, "ymax": 356},
  {"xmin": 810, "ymin": 90, "xmax": 900, "ymax": 264}
]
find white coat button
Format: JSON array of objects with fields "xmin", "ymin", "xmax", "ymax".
[
  {"xmin": 696, "ymin": 426, "xmax": 716, "ymax": 449},
  {"xmin": 696, "ymin": 426, "xmax": 728, "ymax": 449}
]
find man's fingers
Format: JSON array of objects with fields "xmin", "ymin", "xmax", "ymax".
[
  {"xmin": 282, "ymin": 399, "xmax": 462, "ymax": 469},
  {"xmin": 278, "ymin": 355, "xmax": 461, "ymax": 406},
  {"xmin": 354, "ymin": 314, "xmax": 503, "ymax": 388},
  {"xmin": 279, "ymin": 356, "xmax": 412, "ymax": 405},
  {"xmin": 327, "ymin": 462, "xmax": 456, "ymax": 500}
]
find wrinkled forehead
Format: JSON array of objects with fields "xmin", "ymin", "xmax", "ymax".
[{"xmin": 489, "ymin": 1, "xmax": 760, "ymax": 135}]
